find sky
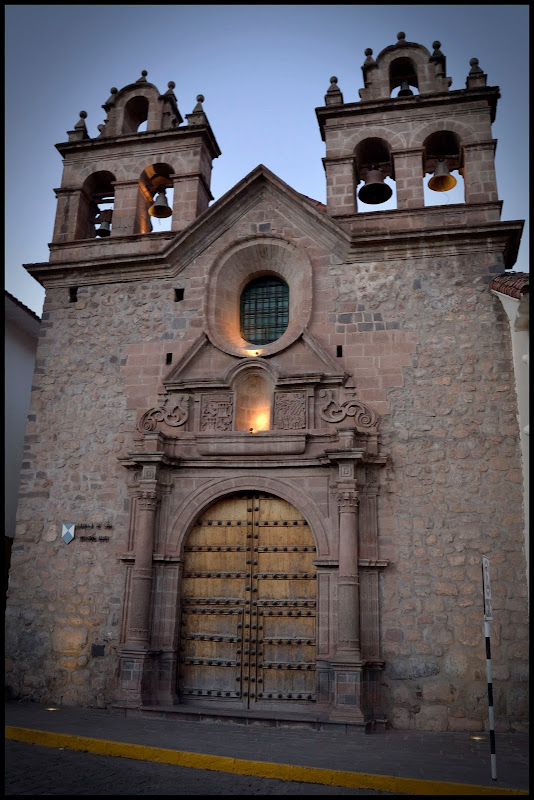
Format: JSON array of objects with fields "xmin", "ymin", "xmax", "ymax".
[{"xmin": 5, "ymin": 5, "xmax": 529, "ymax": 317}]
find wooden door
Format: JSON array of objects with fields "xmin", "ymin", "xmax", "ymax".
[{"xmin": 178, "ymin": 493, "xmax": 316, "ymax": 707}]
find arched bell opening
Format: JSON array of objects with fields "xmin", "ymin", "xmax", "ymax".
[
  {"xmin": 75, "ymin": 170, "xmax": 116, "ymax": 239},
  {"xmin": 177, "ymin": 491, "xmax": 317, "ymax": 708},
  {"xmin": 234, "ymin": 369, "xmax": 274, "ymax": 432},
  {"xmin": 389, "ymin": 56, "xmax": 419, "ymax": 98},
  {"xmin": 355, "ymin": 137, "xmax": 397, "ymax": 212},
  {"xmin": 135, "ymin": 162, "xmax": 174, "ymax": 233},
  {"xmin": 122, "ymin": 95, "xmax": 149, "ymax": 134},
  {"xmin": 423, "ymin": 130, "xmax": 464, "ymax": 206}
]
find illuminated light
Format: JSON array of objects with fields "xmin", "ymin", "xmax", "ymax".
[
  {"xmin": 470, "ymin": 735, "xmax": 485, "ymax": 740},
  {"xmin": 245, "ymin": 349, "xmax": 263, "ymax": 357},
  {"xmin": 46, "ymin": 707, "xmax": 60, "ymax": 711},
  {"xmin": 252, "ymin": 411, "xmax": 270, "ymax": 432}
]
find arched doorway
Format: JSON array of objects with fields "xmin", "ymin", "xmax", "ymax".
[{"xmin": 178, "ymin": 492, "xmax": 316, "ymax": 708}]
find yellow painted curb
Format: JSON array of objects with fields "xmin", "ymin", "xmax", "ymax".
[{"xmin": 5, "ymin": 726, "xmax": 528, "ymax": 796}]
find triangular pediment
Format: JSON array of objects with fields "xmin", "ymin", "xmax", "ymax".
[
  {"xmin": 163, "ymin": 333, "xmax": 236, "ymax": 390},
  {"xmin": 166, "ymin": 164, "xmax": 350, "ymax": 276},
  {"xmin": 163, "ymin": 330, "xmax": 346, "ymax": 393},
  {"xmin": 268, "ymin": 331, "xmax": 346, "ymax": 386}
]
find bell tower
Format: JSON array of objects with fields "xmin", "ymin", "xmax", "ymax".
[
  {"xmin": 51, "ymin": 70, "xmax": 221, "ymax": 248},
  {"xmin": 316, "ymin": 32, "xmax": 503, "ymax": 221}
]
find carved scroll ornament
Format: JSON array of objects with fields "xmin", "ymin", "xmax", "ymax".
[
  {"xmin": 319, "ymin": 389, "xmax": 378, "ymax": 428},
  {"xmin": 138, "ymin": 394, "xmax": 189, "ymax": 432}
]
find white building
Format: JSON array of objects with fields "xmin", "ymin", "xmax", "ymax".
[{"xmin": 4, "ymin": 291, "xmax": 41, "ymax": 594}]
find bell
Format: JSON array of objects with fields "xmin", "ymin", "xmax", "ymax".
[
  {"xmin": 397, "ymin": 80, "xmax": 414, "ymax": 97},
  {"xmin": 95, "ymin": 220, "xmax": 111, "ymax": 237},
  {"xmin": 148, "ymin": 189, "xmax": 172, "ymax": 218},
  {"xmin": 428, "ymin": 160, "xmax": 457, "ymax": 192},
  {"xmin": 358, "ymin": 168, "xmax": 393, "ymax": 205}
]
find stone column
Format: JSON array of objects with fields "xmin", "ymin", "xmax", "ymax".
[
  {"xmin": 330, "ymin": 481, "xmax": 365, "ymax": 725},
  {"xmin": 118, "ymin": 485, "xmax": 159, "ymax": 706},
  {"xmin": 127, "ymin": 490, "xmax": 159, "ymax": 644},
  {"xmin": 336, "ymin": 488, "xmax": 361, "ymax": 657}
]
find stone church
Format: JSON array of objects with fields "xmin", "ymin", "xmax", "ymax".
[{"xmin": 5, "ymin": 33, "xmax": 528, "ymax": 733}]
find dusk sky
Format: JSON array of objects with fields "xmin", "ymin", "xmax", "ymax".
[{"xmin": 5, "ymin": 5, "xmax": 529, "ymax": 317}]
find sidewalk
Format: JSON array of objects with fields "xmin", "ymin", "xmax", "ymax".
[{"xmin": 4, "ymin": 702, "xmax": 529, "ymax": 795}]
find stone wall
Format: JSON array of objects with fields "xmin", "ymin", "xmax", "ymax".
[{"xmin": 5, "ymin": 197, "xmax": 528, "ymax": 729}]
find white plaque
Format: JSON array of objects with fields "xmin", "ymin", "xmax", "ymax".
[{"xmin": 62, "ymin": 523, "xmax": 75, "ymax": 544}]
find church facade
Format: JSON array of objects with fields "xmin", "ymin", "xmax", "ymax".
[{"xmin": 5, "ymin": 34, "xmax": 528, "ymax": 732}]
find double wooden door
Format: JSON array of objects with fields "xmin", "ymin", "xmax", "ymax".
[{"xmin": 178, "ymin": 493, "xmax": 316, "ymax": 707}]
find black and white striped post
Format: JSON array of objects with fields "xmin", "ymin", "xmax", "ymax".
[{"xmin": 482, "ymin": 556, "xmax": 497, "ymax": 782}]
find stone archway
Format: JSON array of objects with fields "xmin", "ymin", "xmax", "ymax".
[{"xmin": 177, "ymin": 491, "xmax": 317, "ymax": 709}]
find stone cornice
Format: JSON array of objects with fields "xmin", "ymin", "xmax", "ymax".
[
  {"xmin": 342, "ymin": 218, "xmax": 524, "ymax": 268},
  {"xmin": 25, "ymin": 165, "xmax": 350, "ymax": 288},
  {"xmin": 316, "ymin": 85, "xmax": 500, "ymax": 140},
  {"xmin": 55, "ymin": 123, "xmax": 221, "ymax": 161}
]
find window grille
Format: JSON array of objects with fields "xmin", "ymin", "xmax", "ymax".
[{"xmin": 240, "ymin": 277, "xmax": 289, "ymax": 345}]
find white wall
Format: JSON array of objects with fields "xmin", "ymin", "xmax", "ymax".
[
  {"xmin": 5, "ymin": 298, "xmax": 40, "ymax": 539},
  {"xmin": 492, "ymin": 289, "xmax": 529, "ymax": 597}
]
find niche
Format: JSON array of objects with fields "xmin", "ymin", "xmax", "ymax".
[{"xmin": 235, "ymin": 371, "xmax": 273, "ymax": 432}]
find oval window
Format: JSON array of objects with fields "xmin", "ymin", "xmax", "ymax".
[{"xmin": 240, "ymin": 277, "xmax": 289, "ymax": 345}]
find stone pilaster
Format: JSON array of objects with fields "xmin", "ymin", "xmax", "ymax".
[
  {"xmin": 336, "ymin": 486, "xmax": 361, "ymax": 657},
  {"xmin": 118, "ymin": 482, "xmax": 160, "ymax": 706},
  {"xmin": 330, "ymin": 479, "xmax": 364, "ymax": 723}
]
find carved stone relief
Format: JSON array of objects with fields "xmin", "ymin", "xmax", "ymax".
[
  {"xmin": 318, "ymin": 389, "xmax": 378, "ymax": 428},
  {"xmin": 200, "ymin": 393, "xmax": 234, "ymax": 432},
  {"xmin": 138, "ymin": 394, "xmax": 189, "ymax": 432},
  {"xmin": 273, "ymin": 391, "xmax": 307, "ymax": 430}
]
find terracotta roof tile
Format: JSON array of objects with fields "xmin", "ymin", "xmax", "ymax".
[{"xmin": 490, "ymin": 272, "xmax": 529, "ymax": 299}]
